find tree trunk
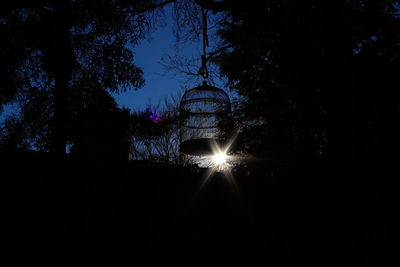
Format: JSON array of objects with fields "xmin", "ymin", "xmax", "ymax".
[{"xmin": 50, "ymin": 1, "xmax": 73, "ymax": 157}]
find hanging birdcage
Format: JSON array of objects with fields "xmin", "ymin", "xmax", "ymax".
[
  {"xmin": 178, "ymin": 5, "xmax": 232, "ymax": 156},
  {"xmin": 180, "ymin": 82, "xmax": 231, "ymax": 156}
]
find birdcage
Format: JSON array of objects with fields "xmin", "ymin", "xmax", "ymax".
[{"xmin": 180, "ymin": 82, "xmax": 231, "ymax": 156}]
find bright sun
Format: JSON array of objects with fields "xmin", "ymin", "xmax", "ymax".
[{"xmin": 212, "ymin": 152, "xmax": 227, "ymax": 165}]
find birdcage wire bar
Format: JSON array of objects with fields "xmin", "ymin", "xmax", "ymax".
[{"xmin": 180, "ymin": 82, "xmax": 230, "ymax": 156}]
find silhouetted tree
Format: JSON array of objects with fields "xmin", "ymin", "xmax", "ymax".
[
  {"xmin": 129, "ymin": 94, "xmax": 184, "ymax": 163},
  {"xmin": 204, "ymin": 0, "xmax": 400, "ymax": 163},
  {"xmin": 0, "ymin": 0, "xmax": 169, "ymax": 156},
  {"xmin": 68, "ymin": 87, "xmax": 132, "ymax": 161}
]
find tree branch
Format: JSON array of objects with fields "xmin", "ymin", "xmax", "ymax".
[{"xmin": 194, "ymin": 0, "xmax": 231, "ymax": 13}]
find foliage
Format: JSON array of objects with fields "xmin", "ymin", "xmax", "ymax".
[
  {"xmin": 129, "ymin": 93, "xmax": 185, "ymax": 164},
  {"xmin": 0, "ymin": 0, "xmax": 164, "ymax": 152},
  {"xmin": 210, "ymin": 0, "xmax": 400, "ymax": 159}
]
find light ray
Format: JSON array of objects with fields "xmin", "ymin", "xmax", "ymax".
[{"xmin": 186, "ymin": 131, "xmax": 243, "ymax": 207}]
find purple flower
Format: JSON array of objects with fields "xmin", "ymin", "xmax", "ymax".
[{"xmin": 145, "ymin": 107, "xmax": 163, "ymax": 124}]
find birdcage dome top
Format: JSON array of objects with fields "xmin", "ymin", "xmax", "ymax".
[{"xmin": 180, "ymin": 82, "xmax": 230, "ymax": 111}]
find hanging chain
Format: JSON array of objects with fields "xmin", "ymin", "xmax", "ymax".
[{"xmin": 199, "ymin": 8, "xmax": 209, "ymax": 80}]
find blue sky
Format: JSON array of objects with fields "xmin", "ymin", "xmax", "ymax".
[
  {"xmin": 115, "ymin": 4, "xmax": 229, "ymax": 112},
  {"xmin": 115, "ymin": 9, "xmax": 203, "ymax": 111}
]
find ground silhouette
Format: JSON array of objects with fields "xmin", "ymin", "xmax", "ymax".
[{"xmin": 4, "ymin": 149, "xmax": 398, "ymax": 266}]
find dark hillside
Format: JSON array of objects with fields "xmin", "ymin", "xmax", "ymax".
[{"xmin": 4, "ymin": 150, "xmax": 398, "ymax": 266}]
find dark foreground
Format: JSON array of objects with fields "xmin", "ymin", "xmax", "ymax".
[{"xmin": 4, "ymin": 151, "xmax": 399, "ymax": 266}]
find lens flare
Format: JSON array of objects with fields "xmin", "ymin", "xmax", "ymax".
[
  {"xmin": 212, "ymin": 152, "xmax": 227, "ymax": 165},
  {"xmin": 188, "ymin": 132, "xmax": 243, "ymax": 204}
]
